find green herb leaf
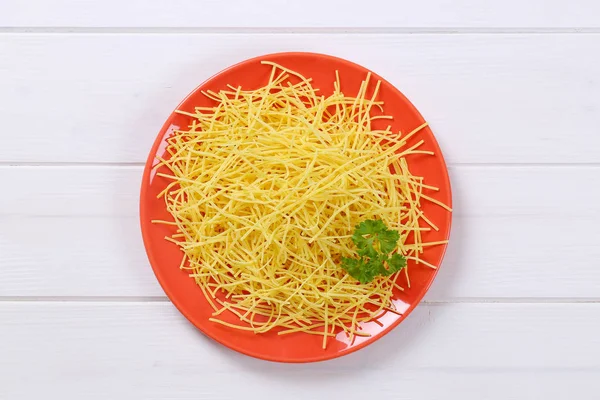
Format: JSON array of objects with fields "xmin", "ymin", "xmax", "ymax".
[
  {"xmin": 352, "ymin": 219, "xmax": 400, "ymax": 257},
  {"xmin": 385, "ymin": 253, "xmax": 407, "ymax": 276},
  {"xmin": 342, "ymin": 219, "xmax": 406, "ymax": 284},
  {"xmin": 341, "ymin": 257, "xmax": 362, "ymax": 279},
  {"xmin": 341, "ymin": 255, "xmax": 387, "ymax": 284}
]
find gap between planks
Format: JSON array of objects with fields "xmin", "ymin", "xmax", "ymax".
[
  {"xmin": 2, "ymin": 27, "xmax": 600, "ymax": 34},
  {"xmin": 2, "ymin": 162, "xmax": 600, "ymax": 168},
  {"xmin": 1, "ymin": 296, "xmax": 600, "ymax": 304}
]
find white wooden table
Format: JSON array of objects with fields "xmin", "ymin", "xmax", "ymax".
[{"xmin": 1, "ymin": 1, "xmax": 600, "ymax": 399}]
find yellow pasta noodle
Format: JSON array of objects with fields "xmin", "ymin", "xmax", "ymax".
[{"xmin": 154, "ymin": 61, "xmax": 450, "ymax": 348}]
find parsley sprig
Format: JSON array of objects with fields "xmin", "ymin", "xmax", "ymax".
[{"xmin": 341, "ymin": 219, "xmax": 407, "ymax": 284}]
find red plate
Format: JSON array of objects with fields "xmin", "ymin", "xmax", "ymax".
[{"xmin": 140, "ymin": 52, "xmax": 452, "ymax": 363}]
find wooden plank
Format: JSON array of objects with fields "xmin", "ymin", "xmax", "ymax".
[
  {"xmin": 1, "ymin": 34, "xmax": 599, "ymax": 163},
  {"xmin": 4, "ymin": 214, "xmax": 598, "ymax": 298},
  {"xmin": 1, "ymin": 0, "xmax": 599, "ymax": 28},
  {"xmin": 3, "ymin": 165, "xmax": 596, "ymax": 218},
  {"xmin": 1, "ymin": 302, "xmax": 599, "ymax": 399},
  {"xmin": 1, "ymin": 165, "xmax": 599, "ymax": 298},
  {"xmin": 4, "ymin": 370, "xmax": 597, "ymax": 400}
]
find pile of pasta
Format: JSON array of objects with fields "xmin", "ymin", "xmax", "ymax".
[{"xmin": 154, "ymin": 61, "xmax": 449, "ymax": 347}]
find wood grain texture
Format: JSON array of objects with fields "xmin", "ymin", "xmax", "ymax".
[
  {"xmin": 1, "ymin": 34, "xmax": 600, "ymax": 163},
  {"xmin": 1, "ymin": 0, "xmax": 600, "ymax": 28},
  {"xmin": 1, "ymin": 302, "xmax": 599, "ymax": 399},
  {"xmin": 2, "ymin": 166, "xmax": 599, "ymax": 298},
  {"xmin": 1, "ymin": 1, "xmax": 598, "ymax": 395}
]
